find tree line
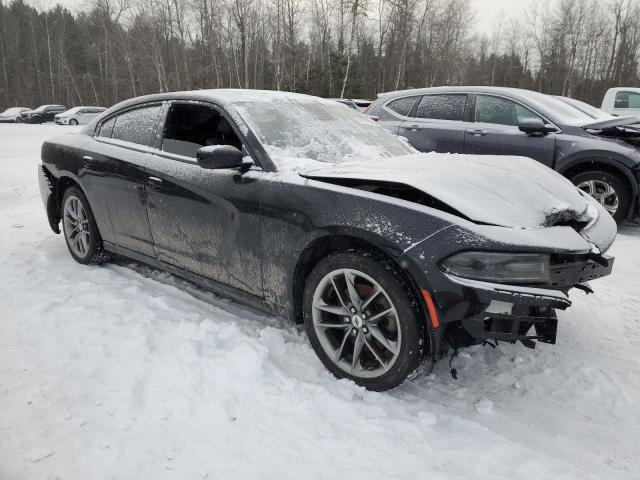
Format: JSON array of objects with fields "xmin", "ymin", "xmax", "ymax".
[{"xmin": 1, "ymin": 0, "xmax": 639, "ymax": 111}]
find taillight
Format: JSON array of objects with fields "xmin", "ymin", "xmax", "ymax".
[{"xmin": 368, "ymin": 115, "xmax": 379, "ymax": 122}]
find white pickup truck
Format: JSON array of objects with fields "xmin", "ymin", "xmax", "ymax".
[{"xmin": 601, "ymin": 87, "xmax": 640, "ymax": 116}]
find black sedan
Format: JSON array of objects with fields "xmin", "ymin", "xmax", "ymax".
[
  {"xmin": 38, "ymin": 90, "xmax": 616, "ymax": 391},
  {"xmin": 368, "ymin": 86, "xmax": 640, "ymax": 224},
  {"xmin": 20, "ymin": 104, "xmax": 66, "ymax": 123}
]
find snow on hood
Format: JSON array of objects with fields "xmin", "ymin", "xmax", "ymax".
[{"xmin": 301, "ymin": 153, "xmax": 594, "ymax": 229}]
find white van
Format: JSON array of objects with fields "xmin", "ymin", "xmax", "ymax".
[{"xmin": 601, "ymin": 87, "xmax": 640, "ymax": 116}]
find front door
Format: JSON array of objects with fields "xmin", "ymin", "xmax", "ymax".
[
  {"xmin": 464, "ymin": 94, "xmax": 556, "ymax": 168},
  {"xmin": 145, "ymin": 102, "xmax": 263, "ymax": 297}
]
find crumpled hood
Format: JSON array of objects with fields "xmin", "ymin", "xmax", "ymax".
[{"xmin": 301, "ymin": 153, "xmax": 594, "ymax": 228}]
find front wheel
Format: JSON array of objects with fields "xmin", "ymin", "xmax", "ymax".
[
  {"xmin": 69, "ymin": 118, "xmax": 78, "ymax": 126},
  {"xmin": 61, "ymin": 186, "xmax": 112, "ymax": 265},
  {"xmin": 571, "ymin": 170, "xmax": 630, "ymax": 224},
  {"xmin": 303, "ymin": 251, "xmax": 431, "ymax": 391}
]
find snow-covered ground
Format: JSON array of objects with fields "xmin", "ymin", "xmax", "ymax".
[{"xmin": 1, "ymin": 124, "xmax": 639, "ymax": 480}]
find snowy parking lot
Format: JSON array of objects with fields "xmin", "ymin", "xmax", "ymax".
[{"xmin": 1, "ymin": 124, "xmax": 639, "ymax": 480}]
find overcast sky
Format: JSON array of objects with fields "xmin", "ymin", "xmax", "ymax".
[
  {"xmin": 37, "ymin": 0, "xmax": 555, "ymax": 35},
  {"xmin": 472, "ymin": 0, "xmax": 557, "ymax": 35}
]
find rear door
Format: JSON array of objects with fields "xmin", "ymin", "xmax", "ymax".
[
  {"xmin": 398, "ymin": 93, "xmax": 469, "ymax": 153},
  {"xmin": 464, "ymin": 94, "xmax": 556, "ymax": 167},
  {"xmin": 85, "ymin": 103, "xmax": 162, "ymax": 257}
]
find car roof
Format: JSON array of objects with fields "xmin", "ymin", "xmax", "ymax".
[
  {"xmin": 378, "ymin": 85, "xmax": 551, "ymax": 101},
  {"xmin": 104, "ymin": 89, "xmax": 332, "ymax": 114}
]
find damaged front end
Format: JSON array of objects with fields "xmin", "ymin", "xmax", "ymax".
[
  {"xmin": 398, "ymin": 195, "xmax": 617, "ymax": 355},
  {"xmin": 585, "ymin": 118, "xmax": 640, "ymax": 148},
  {"xmin": 441, "ymin": 251, "xmax": 614, "ymax": 350}
]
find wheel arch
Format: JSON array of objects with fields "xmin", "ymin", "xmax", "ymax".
[
  {"xmin": 558, "ymin": 156, "xmax": 638, "ymax": 217},
  {"xmin": 291, "ymin": 233, "xmax": 433, "ymax": 336}
]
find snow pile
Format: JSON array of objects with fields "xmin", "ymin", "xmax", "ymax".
[{"xmin": 1, "ymin": 125, "xmax": 639, "ymax": 480}]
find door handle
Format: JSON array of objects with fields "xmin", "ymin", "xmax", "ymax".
[
  {"xmin": 82, "ymin": 155, "xmax": 93, "ymax": 161},
  {"xmin": 467, "ymin": 129, "xmax": 488, "ymax": 136},
  {"xmin": 407, "ymin": 124, "xmax": 424, "ymax": 131},
  {"xmin": 147, "ymin": 176, "xmax": 163, "ymax": 190}
]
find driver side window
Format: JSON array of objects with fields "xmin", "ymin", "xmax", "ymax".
[
  {"xmin": 475, "ymin": 95, "xmax": 542, "ymax": 127},
  {"xmin": 161, "ymin": 104, "xmax": 243, "ymax": 158}
]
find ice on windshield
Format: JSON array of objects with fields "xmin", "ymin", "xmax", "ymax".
[{"xmin": 233, "ymin": 98, "xmax": 415, "ymax": 168}]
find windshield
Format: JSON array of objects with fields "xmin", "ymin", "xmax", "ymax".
[
  {"xmin": 555, "ymin": 96, "xmax": 613, "ymax": 120},
  {"xmin": 233, "ymin": 97, "xmax": 415, "ymax": 168},
  {"xmin": 520, "ymin": 91, "xmax": 596, "ymax": 125}
]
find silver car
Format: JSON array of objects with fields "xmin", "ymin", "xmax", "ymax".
[
  {"xmin": 0, "ymin": 107, "xmax": 31, "ymax": 123},
  {"xmin": 55, "ymin": 106, "xmax": 107, "ymax": 125}
]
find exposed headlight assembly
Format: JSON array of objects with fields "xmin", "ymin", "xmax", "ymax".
[{"xmin": 440, "ymin": 251, "xmax": 551, "ymax": 284}]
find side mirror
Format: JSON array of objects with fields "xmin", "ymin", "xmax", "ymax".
[
  {"xmin": 518, "ymin": 118, "xmax": 557, "ymax": 136},
  {"xmin": 197, "ymin": 145, "xmax": 251, "ymax": 170}
]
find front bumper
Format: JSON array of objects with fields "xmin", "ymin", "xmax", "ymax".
[
  {"xmin": 440, "ymin": 253, "xmax": 613, "ymax": 347},
  {"xmin": 400, "ymin": 227, "xmax": 615, "ymax": 350}
]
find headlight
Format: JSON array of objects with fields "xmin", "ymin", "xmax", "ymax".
[{"xmin": 440, "ymin": 251, "xmax": 551, "ymax": 284}]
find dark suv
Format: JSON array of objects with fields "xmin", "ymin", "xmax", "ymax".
[
  {"xmin": 19, "ymin": 104, "xmax": 66, "ymax": 124},
  {"xmin": 368, "ymin": 86, "xmax": 640, "ymax": 224}
]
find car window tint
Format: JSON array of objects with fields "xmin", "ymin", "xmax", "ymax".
[
  {"xmin": 475, "ymin": 95, "xmax": 541, "ymax": 126},
  {"xmin": 98, "ymin": 117, "xmax": 115, "ymax": 138},
  {"xmin": 386, "ymin": 97, "xmax": 418, "ymax": 116},
  {"xmin": 111, "ymin": 105, "xmax": 161, "ymax": 146},
  {"xmin": 415, "ymin": 94, "xmax": 466, "ymax": 121},
  {"xmin": 161, "ymin": 103, "xmax": 243, "ymax": 158},
  {"xmin": 614, "ymin": 91, "xmax": 640, "ymax": 109}
]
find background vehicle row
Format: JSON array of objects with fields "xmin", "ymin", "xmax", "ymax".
[{"xmin": 368, "ymin": 86, "xmax": 640, "ymax": 224}]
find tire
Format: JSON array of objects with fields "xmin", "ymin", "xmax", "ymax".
[
  {"xmin": 61, "ymin": 186, "xmax": 112, "ymax": 265},
  {"xmin": 69, "ymin": 119, "xmax": 78, "ymax": 126},
  {"xmin": 302, "ymin": 250, "xmax": 432, "ymax": 391},
  {"xmin": 570, "ymin": 170, "xmax": 630, "ymax": 224}
]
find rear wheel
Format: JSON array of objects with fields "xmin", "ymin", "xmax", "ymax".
[
  {"xmin": 303, "ymin": 251, "xmax": 431, "ymax": 391},
  {"xmin": 571, "ymin": 170, "xmax": 630, "ymax": 224},
  {"xmin": 61, "ymin": 186, "xmax": 112, "ymax": 265}
]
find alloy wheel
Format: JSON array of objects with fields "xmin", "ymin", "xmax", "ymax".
[
  {"xmin": 577, "ymin": 179, "xmax": 619, "ymax": 215},
  {"xmin": 63, "ymin": 195, "xmax": 91, "ymax": 258},
  {"xmin": 311, "ymin": 268, "xmax": 401, "ymax": 378}
]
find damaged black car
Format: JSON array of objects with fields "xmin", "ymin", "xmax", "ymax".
[{"xmin": 38, "ymin": 90, "xmax": 617, "ymax": 391}]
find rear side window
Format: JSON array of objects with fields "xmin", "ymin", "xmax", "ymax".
[
  {"xmin": 414, "ymin": 94, "xmax": 466, "ymax": 121},
  {"xmin": 614, "ymin": 91, "xmax": 640, "ymax": 109},
  {"xmin": 386, "ymin": 97, "xmax": 419, "ymax": 116},
  {"xmin": 98, "ymin": 117, "xmax": 115, "ymax": 138},
  {"xmin": 475, "ymin": 95, "xmax": 541, "ymax": 126},
  {"xmin": 112, "ymin": 105, "xmax": 162, "ymax": 146}
]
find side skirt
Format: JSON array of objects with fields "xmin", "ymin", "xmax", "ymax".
[{"xmin": 103, "ymin": 241, "xmax": 285, "ymax": 320}]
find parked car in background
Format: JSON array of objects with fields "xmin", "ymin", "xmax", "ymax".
[
  {"xmin": 556, "ymin": 96, "xmax": 613, "ymax": 120},
  {"xmin": 38, "ymin": 89, "xmax": 616, "ymax": 391},
  {"xmin": 353, "ymin": 99, "xmax": 372, "ymax": 111},
  {"xmin": 601, "ymin": 87, "xmax": 640, "ymax": 116},
  {"xmin": 0, "ymin": 107, "xmax": 31, "ymax": 122},
  {"xmin": 329, "ymin": 98, "xmax": 359, "ymax": 110},
  {"xmin": 55, "ymin": 106, "xmax": 107, "ymax": 125},
  {"xmin": 20, "ymin": 105, "xmax": 66, "ymax": 124},
  {"xmin": 368, "ymin": 86, "xmax": 640, "ymax": 223}
]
